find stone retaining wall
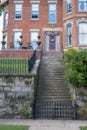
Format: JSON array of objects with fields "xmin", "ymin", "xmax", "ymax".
[
  {"xmin": 0, "ymin": 76, "xmax": 36, "ymax": 119},
  {"xmin": 69, "ymin": 84, "xmax": 87, "ymax": 120},
  {"xmin": 76, "ymin": 87, "xmax": 87, "ymax": 120},
  {"xmin": 0, "ymin": 60, "xmax": 40, "ymax": 119}
]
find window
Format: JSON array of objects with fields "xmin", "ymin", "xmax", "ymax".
[
  {"xmin": 3, "ymin": 34, "xmax": 7, "ymax": 49},
  {"xmin": 31, "ymin": 3, "xmax": 39, "ymax": 19},
  {"xmin": 14, "ymin": 3, "xmax": 23, "ymax": 19},
  {"xmin": 79, "ymin": 22, "xmax": 87, "ymax": 45},
  {"xmin": 78, "ymin": 0, "xmax": 87, "ymax": 11},
  {"xmin": 66, "ymin": 0, "xmax": 72, "ymax": 13},
  {"xmin": 4, "ymin": 12, "xmax": 8, "ymax": 27},
  {"xmin": 48, "ymin": 3, "xmax": 56, "ymax": 23},
  {"xmin": 30, "ymin": 31, "xmax": 39, "ymax": 50},
  {"xmin": 13, "ymin": 31, "xmax": 22, "ymax": 49},
  {"xmin": 66, "ymin": 24, "xmax": 72, "ymax": 46}
]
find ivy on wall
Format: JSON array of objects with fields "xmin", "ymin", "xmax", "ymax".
[{"xmin": 64, "ymin": 48, "xmax": 87, "ymax": 88}]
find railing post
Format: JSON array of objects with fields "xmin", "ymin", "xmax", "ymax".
[
  {"xmin": 73, "ymin": 101, "xmax": 77, "ymax": 120},
  {"xmin": 40, "ymin": 50, "xmax": 42, "ymax": 60},
  {"xmin": 32, "ymin": 100, "xmax": 36, "ymax": 119},
  {"xmin": 28, "ymin": 50, "xmax": 37, "ymax": 73}
]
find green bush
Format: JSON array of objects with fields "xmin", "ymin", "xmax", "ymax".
[
  {"xmin": 23, "ymin": 107, "xmax": 30, "ymax": 118},
  {"xmin": 64, "ymin": 48, "xmax": 87, "ymax": 88}
]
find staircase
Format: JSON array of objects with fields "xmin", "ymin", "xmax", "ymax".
[{"xmin": 34, "ymin": 52, "xmax": 73, "ymax": 119}]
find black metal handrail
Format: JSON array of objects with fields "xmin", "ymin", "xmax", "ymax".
[{"xmin": 28, "ymin": 51, "xmax": 37, "ymax": 72}]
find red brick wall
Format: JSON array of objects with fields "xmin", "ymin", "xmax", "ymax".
[
  {"xmin": 3, "ymin": 0, "xmax": 87, "ymax": 52},
  {"xmin": 0, "ymin": 50, "xmax": 41, "ymax": 59},
  {"xmin": 6, "ymin": 0, "xmax": 63, "ymax": 50},
  {"xmin": 63, "ymin": 0, "xmax": 87, "ymax": 50}
]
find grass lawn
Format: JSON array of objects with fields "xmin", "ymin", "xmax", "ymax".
[
  {"xmin": 0, "ymin": 124, "xmax": 29, "ymax": 130},
  {"xmin": 80, "ymin": 126, "xmax": 87, "ymax": 130}
]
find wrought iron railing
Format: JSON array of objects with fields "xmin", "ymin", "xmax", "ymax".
[
  {"xmin": 0, "ymin": 59, "xmax": 28, "ymax": 75},
  {"xmin": 28, "ymin": 50, "xmax": 37, "ymax": 72},
  {"xmin": 32, "ymin": 101, "xmax": 77, "ymax": 120}
]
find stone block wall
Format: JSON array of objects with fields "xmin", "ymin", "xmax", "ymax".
[
  {"xmin": 76, "ymin": 88, "xmax": 87, "ymax": 120},
  {"xmin": 69, "ymin": 84, "xmax": 87, "ymax": 120},
  {"xmin": 0, "ymin": 76, "xmax": 36, "ymax": 119}
]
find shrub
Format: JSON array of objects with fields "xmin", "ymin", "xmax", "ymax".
[
  {"xmin": 64, "ymin": 48, "xmax": 87, "ymax": 88},
  {"xmin": 23, "ymin": 107, "xmax": 30, "ymax": 118}
]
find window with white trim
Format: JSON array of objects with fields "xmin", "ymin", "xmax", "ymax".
[
  {"xmin": 79, "ymin": 22, "xmax": 87, "ymax": 45},
  {"xmin": 78, "ymin": 0, "xmax": 87, "ymax": 11},
  {"xmin": 13, "ymin": 31, "xmax": 22, "ymax": 49},
  {"xmin": 66, "ymin": 24, "xmax": 72, "ymax": 46},
  {"xmin": 30, "ymin": 31, "xmax": 38, "ymax": 50},
  {"xmin": 66, "ymin": 0, "xmax": 72, "ymax": 13},
  {"xmin": 31, "ymin": 3, "xmax": 39, "ymax": 19},
  {"xmin": 14, "ymin": 3, "xmax": 23, "ymax": 19},
  {"xmin": 48, "ymin": 3, "xmax": 56, "ymax": 23},
  {"xmin": 3, "ymin": 34, "xmax": 7, "ymax": 49},
  {"xmin": 4, "ymin": 12, "xmax": 8, "ymax": 27}
]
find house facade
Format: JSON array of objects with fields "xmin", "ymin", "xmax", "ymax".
[{"xmin": 1, "ymin": 0, "xmax": 87, "ymax": 52}]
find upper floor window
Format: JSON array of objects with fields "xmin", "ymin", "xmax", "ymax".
[
  {"xmin": 14, "ymin": 3, "xmax": 23, "ymax": 19},
  {"xmin": 4, "ymin": 12, "xmax": 8, "ymax": 27},
  {"xmin": 48, "ymin": 3, "xmax": 56, "ymax": 23},
  {"xmin": 31, "ymin": 3, "xmax": 39, "ymax": 19},
  {"xmin": 13, "ymin": 31, "xmax": 22, "ymax": 49},
  {"xmin": 78, "ymin": 0, "xmax": 87, "ymax": 11},
  {"xmin": 30, "ymin": 31, "xmax": 38, "ymax": 50},
  {"xmin": 66, "ymin": 24, "xmax": 72, "ymax": 46},
  {"xmin": 78, "ymin": 22, "xmax": 87, "ymax": 45},
  {"xmin": 66, "ymin": 0, "xmax": 72, "ymax": 13}
]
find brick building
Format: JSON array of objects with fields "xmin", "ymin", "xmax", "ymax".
[{"xmin": 0, "ymin": 0, "xmax": 87, "ymax": 52}]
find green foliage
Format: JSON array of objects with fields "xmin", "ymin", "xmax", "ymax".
[
  {"xmin": 0, "ymin": 125, "xmax": 29, "ymax": 130},
  {"xmin": 80, "ymin": 126, "xmax": 87, "ymax": 130},
  {"xmin": 23, "ymin": 107, "xmax": 30, "ymax": 118},
  {"xmin": 64, "ymin": 48, "xmax": 87, "ymax": 88}
]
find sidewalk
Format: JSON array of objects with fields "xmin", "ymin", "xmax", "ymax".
[{"xmin": 0, "ymin": 119, "xmax": 87, "ymax": 130}]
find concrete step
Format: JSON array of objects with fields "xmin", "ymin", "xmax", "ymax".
[
  {"xmin": 37, "ymin": 88, "xmax": 70, "ymax": 92},
  {"xmin": 38, "ymin": 83, "xmax": 68, "ymax": 87},
  {"xmin": 36, "ymin": 52, "xmax": 71, "ymax": 102},
  {"xmin": 36, "ymin": 97, "xmax": 71, "ymax": 101},
  {"xmin": 37, "ymin": 93, "xmax": 71, "ymax": 97}
]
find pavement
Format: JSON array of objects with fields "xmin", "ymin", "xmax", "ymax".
[{"xmin": 0, "ymin": 119, "xmax": 87, "ymax": 130}]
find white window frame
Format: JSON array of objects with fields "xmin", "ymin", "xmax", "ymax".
[
  {"xmin": 14, "ymin": 3, "xmax": 23, "ymax": 20},
  {"xmin": 30, "ymin": 31, "xmax": 39, "ymax": 50},
  {"xmin": 48, "ymin": 3, "xmax": 57, "ymax": 24},
  {"xmin": 3, "ymin": 34, "xmax": 7, "ymax": 49},
  {"xmin": 4, "ymin": 12, "xmax": 8, "ymax": 27},
  {"xmin": 78, "ymin": 0, "xmax": 87, "ymax": 12},
  {"xmin": 13, "ymin": 31, "xmax": 22, "ymax": 49},
  {"xmin": 66, "ymin": 23, "xmax": 72, "ymax": 46},
  {"xmin": 78, "ymin": 22, "xmax": 87, "ymax": 46},
  {"xmin": 66, "ymin": 0, "xmax": 72, "ymax": 13},
  {"xmin": 31, "ymin": 3, "xmax": 39, "ymax": 20}
]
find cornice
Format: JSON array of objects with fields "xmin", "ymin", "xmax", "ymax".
[{"xmin": 63, "ymin": 14, "xmax": 87, "ymax": 21}]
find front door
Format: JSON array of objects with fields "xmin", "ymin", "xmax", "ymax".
[
  {"xmin": 49, "ymin": 35, "xmax": 56, "ymax": 51},
  {"xmin": 45, "ymin": 31, "xmax": 60, "ymax": 52}
]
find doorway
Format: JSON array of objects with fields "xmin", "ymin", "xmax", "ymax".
[{"xmin": 45, "ymin": 31, "xmax": 60, "ymax": 52}]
